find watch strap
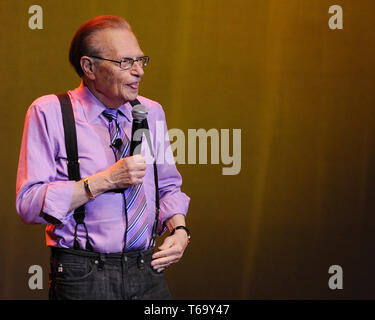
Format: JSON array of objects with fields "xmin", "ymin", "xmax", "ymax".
[
  {"xmin": 171, "ymin": 225, "xmax": 191, "ymax": 242},
  {"xmin": 83, "ymin": 178, "xmax": 95, "ymax": 199}
]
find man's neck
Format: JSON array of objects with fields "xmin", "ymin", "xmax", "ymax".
[{"xmin": 83, "ymin": 78, "xmax": 123, "ymax": 109}]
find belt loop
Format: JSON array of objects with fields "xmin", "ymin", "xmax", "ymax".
[
  {"xmin": 98, "ymin": 253, "xmax": 106, "ymax": 270},
  {"xmin": 137, "ymin": 251, "xmax": 145, "ymax": 270}
]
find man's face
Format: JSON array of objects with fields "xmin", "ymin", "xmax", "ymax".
[{"xmin": 89, "ymin": 28, "xmax": 145, "ymax": 107}]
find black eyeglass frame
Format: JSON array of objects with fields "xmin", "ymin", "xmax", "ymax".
[{"xmin": 88, "ymin": 55, "xmax": 150, "ymax": 70}]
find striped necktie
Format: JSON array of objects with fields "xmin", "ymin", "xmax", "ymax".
[{"xmin": 102, "ymin": 108, "xmax": 149, "ymax": 251}]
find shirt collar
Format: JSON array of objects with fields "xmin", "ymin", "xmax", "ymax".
[{"xmin": 74, "ymin": 81, "xmax": 132, "ymax": 123}]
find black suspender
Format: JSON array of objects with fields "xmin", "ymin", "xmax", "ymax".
[
  {"xmin": 57, "ymin": 93, "xmax": 93, "ymax": 251},
  {"xmin": 58, "ymin": 93, "xmax": 80, "ymax": 183},
  {"xmin": 56, "ymin": 93, "xmax": 160, "ymax": 252}
]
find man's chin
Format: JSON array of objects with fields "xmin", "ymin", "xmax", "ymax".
[{"xmin": 124, "ymin": 92, "xmax": 138, "ymax": 103}]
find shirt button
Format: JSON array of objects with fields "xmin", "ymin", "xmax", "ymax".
[
  {"xmin": 131, "ymin": 295, "xmax": 138, "ymax": 300},
  {"xmin": 94, "ymin": 260, "xmax": 99, "ymax": 264}
]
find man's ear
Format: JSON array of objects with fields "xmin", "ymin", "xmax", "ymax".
[{"xmin": 80, "ymin": 56, "xmax": 95, "ymax": 80}]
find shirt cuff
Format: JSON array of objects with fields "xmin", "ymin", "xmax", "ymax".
[
  {"xmin": 157, "ymin": 192, "xmax": 190, "ymax": 234},
  {"xmin": 42, "ymin": 180, "xmax": 76, "ymax": 224}
]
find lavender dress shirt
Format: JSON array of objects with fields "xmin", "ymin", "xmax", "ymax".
[{"xmin": 16, "ymin": 82, "xmax": 190, "ymax": 253}]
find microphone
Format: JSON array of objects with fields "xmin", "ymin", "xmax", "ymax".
[{"xmin": 130, "ymin": 104, "xmax": 148, "ymax": 155}]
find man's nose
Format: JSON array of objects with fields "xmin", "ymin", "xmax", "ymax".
[{"xmin": 130, "ymin": 61, "xmax": 144, "ymax": 77}]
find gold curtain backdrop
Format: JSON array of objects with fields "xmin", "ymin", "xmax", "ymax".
[{"xmin": 1, "ymin": 0, "xmax": 375, "ymax": 299}]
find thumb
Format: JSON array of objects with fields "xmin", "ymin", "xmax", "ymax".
[
  {"xmin": 158, "ymin": 236, "xmax": 174, "ymax": 251},
  {"xmin": 133, "ymin": 154, "xmax": 145, "ymax": 163}
]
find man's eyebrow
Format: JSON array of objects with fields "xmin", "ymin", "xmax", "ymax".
[{"xmin": 120, "ymin": 55, "xmax": 144, "ymax": 60}]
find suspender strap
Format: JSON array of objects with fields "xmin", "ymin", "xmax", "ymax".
[
  {"xmin": 144, "ymin": 119, "xmax": 160, "ymax": 248},
  {"xmin": 57, "ymin": 93, "xmax": 80, "ymax": 182},
  {"xmin": 56, "ymin": 93, "xmax": 93, "ymax": 252},
  {"xmin": 129, "ymin": 99, "xmax": 160, "ymax": 248}
]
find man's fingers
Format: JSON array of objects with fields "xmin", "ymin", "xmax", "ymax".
[
  {"xmin": 151, "ymin": 247, "xmax": 182, "ymax": 267},
  {"xmin": 117, "ymin": 156, "xmax": 146, "ymax": 186},
  {"xmin": 151, "ymin": 257, "xmax": 179, "ymax": 270},
  {"xmin": 150, "ymin": 237, "xmax": 186, "ymax": 270},
  {"xmin": 157, "ymin": 236, "xmax": 175, "ymax": 251},
  {"xmin": 132, "ymin": 154, "xmax": 145, "ymax": 163},
  {"xmin": 151, "ymin": 256, "xmax": 172, "ymax": 266},
  {"xmin": 122, "ymin": 156, "xmax": 146, "ymax": 167}
]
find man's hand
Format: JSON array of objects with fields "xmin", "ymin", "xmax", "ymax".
[
  {"xmin": 151, "ymin": 229, "xmax": 189, "ymax": 272},
  {"xmin": 68, "ymin": 155, "xmax": 146, "ymax": 214},
  {"xmin": 105, "ymin": 154, "xmax": 146, "ymax": 189}
]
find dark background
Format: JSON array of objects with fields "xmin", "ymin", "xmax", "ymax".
[{"xmin": 1, "ymin": 0, "xmax": 375, "ymax": 299}]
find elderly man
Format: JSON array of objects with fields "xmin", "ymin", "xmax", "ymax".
[{"xmin": 16, "ymin": 15, "xmax": 190, "ymax": 300}]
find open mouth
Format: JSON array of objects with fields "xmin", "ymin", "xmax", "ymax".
[{"xmin": 127, "ymin": 82, "xmax": 139, "ymax": 90}]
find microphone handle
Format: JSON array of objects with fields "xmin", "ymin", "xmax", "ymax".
[{"xmin": 130, "ymin": 119, "xmax": 144, "ymax": 156}]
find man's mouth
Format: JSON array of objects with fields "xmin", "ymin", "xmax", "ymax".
[{"xmin": 127, "ymin": 82, "xmax": 139, "ymax": 90}]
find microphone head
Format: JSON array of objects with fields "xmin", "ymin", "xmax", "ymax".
[{"xmin": 132, "ymin": 104, "xmax": 148, "ymax": 122}]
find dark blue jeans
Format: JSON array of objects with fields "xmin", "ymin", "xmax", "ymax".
[{"xmin": 49, "ymin": 247, "xmax": 171, "ymax": 300}]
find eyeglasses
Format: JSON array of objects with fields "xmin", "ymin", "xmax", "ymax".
[{"xmin": 88, "ymin": 55, "xmax": 150, "ymax": 70}]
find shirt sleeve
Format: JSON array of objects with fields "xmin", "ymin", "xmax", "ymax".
[
  {"xmin": 16, "ymin": 99, "xmax": 75, "ymax": 225},
  {"xmin": 154, "ymin": 105, "xmax": 190, "ymax": 234}
]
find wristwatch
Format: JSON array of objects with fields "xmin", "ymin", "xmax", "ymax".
[{"xmin": 171, "ymin": 226, "xmax": 191, "ymax": 243}]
